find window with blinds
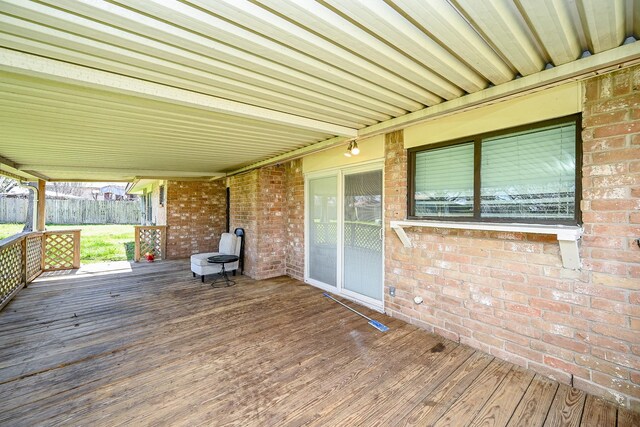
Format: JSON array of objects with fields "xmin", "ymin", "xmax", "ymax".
[
  {"xmin": 408, "ymin": 115, "xmax": 580, "ymax": 224},
  {"xmin": 414, "ymin": 142, "xmax": 474, "ymax": 217},
  {"xmin": 481, "ymin": 123, "xmax": 576, "ymax": 220}
]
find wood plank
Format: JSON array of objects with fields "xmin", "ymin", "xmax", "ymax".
[
  {"xmin": 0, "ymin": 259, "xmax": 631, "ymax": 426},
  {"xmin": 355, "ymin": 344, "xmax": 477, "ymax": 426},
  {"xmin": 580, "ymin": 395, "xmax": 617, "ymax": 427},
  {"xmin": 543, "ymin": 384, "xmax": 586, "ymax": 427},
  {"xmin": 617, "ymin": 406, "xmax": 640, "ymax": 427},
  {"xmin": 507, "ymin": 374, "xmax": 558, "ymax": 427},
  {"xmin": 398, "ymin": 352, "xmax": 495, "ymax": 426},
  {"xmin": 431, "ymin": 359, "xmax": 513, "ymax": 427},
  {"xmin": 469, "ymin": 364, "xmax": 535, "ymax": 427}
]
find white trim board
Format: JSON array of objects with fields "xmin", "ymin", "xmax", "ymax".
[{"xmin": 390, "ymin": 220, "xmax": 583, "ymax": 270}]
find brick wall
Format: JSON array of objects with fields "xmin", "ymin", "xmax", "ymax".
[
  {"xmin": 228, "ymin": 165, "xmax": 292, "ymax": 280},
  {"xmin": 384, "ymin": 66, "xmax": 640, "ymax": 409},
  {"xmin": 255, "ymin": 165, "xmax": 286, "ymax": 280},
  {"xmin": 228, "ymin": 171, "xmax": 259, "ymax": 277},
  {"xmin": 284, "ymin": 159, "xmax": 305, "ymax": 280},
  {"xmin": 165, "ymin": 180, "xmax": 227, "ymax": 259}
]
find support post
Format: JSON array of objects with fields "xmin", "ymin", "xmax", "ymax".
[
  {"xmin": 134, "ymin": 226, "xmax": 140, "ymax": 262},
  {"xmin": 37, "ymin": 179, "xmax": 46, "ymax": 231},
  {"xmin": 72, "ymin": 230, "xmax": 81, "ymax": 269}
]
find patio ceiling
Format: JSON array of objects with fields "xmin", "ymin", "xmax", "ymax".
[{"xmin": 0, "ymin": 0, "xmax": 638, "ymax": 181}]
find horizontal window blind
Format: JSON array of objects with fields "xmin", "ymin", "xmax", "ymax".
[
  {"xmin": 481, "ymin": 123, "xmax": 576, "ymax": 219},
  {"xmin": 414, "ymin": 142, "xmax": 474, "ymax": 217}
]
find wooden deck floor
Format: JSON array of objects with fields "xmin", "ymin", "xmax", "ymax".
[{"xmin": 0, "ymin": 260, "xmax": 637, "ymax": 426}]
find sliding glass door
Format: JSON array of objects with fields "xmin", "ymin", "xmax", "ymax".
[
  {"xmin": 305, "ymin": 164, "xmax": 383, "ymax": 310},
  {"xmin": 307, "ymin": 175, "xmax": 338, "ymax": 287},
  {"xmin": 342, "ymin": 169, "xmax": 383, "ymax": 303}
]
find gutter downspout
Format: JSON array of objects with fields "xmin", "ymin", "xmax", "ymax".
[{"xmin": 17, "ymin": 181, "xmax": 38, "ymax": 232}]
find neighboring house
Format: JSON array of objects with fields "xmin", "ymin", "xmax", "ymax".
[
  {"xmin": 126, "ymin": 180, "xmax": 167, "ymax": 226},
  {"xmin": 100, "ymin": 185, "xmax": 134, "ymax": 201}
]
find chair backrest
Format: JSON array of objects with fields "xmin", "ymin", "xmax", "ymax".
[
  {"xmin": 233, "ymin": 233, "xmax": 242, "ymax": 256},
  {"xmin": 218, "ymin": 233, "xmax": 237, "ymax": 255}
]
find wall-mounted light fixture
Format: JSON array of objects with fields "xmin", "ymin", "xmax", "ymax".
[{"xmin": 344, "ymin": 140, "xmax": 360, "ymax": 157}]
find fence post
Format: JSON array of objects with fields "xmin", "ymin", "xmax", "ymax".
[
  {"xmin": 72, "ymin": 230, "xmax": 81, "ymax": 269},
  {"xmin": 161, "ymin": 227, "xmax": 167, "ymax": 260},
  {"xmin": 37, "ymin": 179, "xmax": 46, "ymax": 231},
  {"xmin": 40, "ymin": 232, "xmax": 46, "ymax": 271},
  {"xmin": 20, "ymin": 235, "xmax": 27, "ymax": 288},
  {"xmin": 134, "ymin": 226, "xmax": 140, "ymax": 262}
]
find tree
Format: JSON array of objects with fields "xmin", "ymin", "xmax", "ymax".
[{"xmin": 0, "ymin": 176, "xmax": 18, "ymax": 193}]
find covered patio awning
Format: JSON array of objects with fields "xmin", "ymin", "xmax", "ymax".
[{"xmin": 0, "ymin": 0, "xmax": 638, "ymax": 181}]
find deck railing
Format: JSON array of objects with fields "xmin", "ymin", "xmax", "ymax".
[
  {"xmin": 43, "ymin": 230, "xmax": 81, "ymax": 271},
  {"xmin": 0, "ymin": 230, "xmax": 81, "ymax": 311},
  {"xmin": 134, "ymin": 225, "xmax": 167, "ymax": 262}
]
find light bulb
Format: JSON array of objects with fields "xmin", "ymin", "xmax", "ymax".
[
  {"xmin": 344, "ymin": 150, "xmax": 352, "ymax": 157},
  {"xmin": 351, "ymin": 146, "xmax": 360, "ymax": 155}
]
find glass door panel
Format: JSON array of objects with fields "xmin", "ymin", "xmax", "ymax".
[
  {"xmin": 308, "ymin": 176, "xmax": 338, "ymax": 287},
  {"xmin": 342, "ymin": 170, "xmax": 383, "ymax": 301}
]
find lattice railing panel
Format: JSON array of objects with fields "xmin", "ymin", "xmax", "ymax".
[
  {"xmin": 43, "ymin": 231, "xmax": 80, "ymax": 271},
  {"xmin": 0, "ymin": 239, "xmax": 23, "ymax": 307},
  {"xmin": 25, "ymin": 234, "xmax": 43, "ymax": 283},
  {"xmin": 134, "ymin": 226, "xmax": 166, "ymax": 261}
]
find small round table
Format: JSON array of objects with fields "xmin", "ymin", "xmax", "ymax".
[{"xmin": 207, "ymin": 254, "xmax": 240, "ymax": 288}]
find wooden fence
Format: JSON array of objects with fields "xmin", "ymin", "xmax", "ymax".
[
  {"xmin": 0, "ymin": 198, "xmax": 140, "ymax": 224},
  {"xmin": 0, "ymin": 230, "xmax": 81, "ymax": 311}
]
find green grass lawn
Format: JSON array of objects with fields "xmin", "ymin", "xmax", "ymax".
[{"xmin": 0, "ymin": 223, "xmax": 136, "ymax": 264}]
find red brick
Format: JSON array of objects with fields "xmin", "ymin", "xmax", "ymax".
[
  {"xmin": 572, "ymin": 306, "xmax": 627, "ymax": 326},
  {"xmin": 539, "ymin": 288, "xmax": 589, "ymax": 306},
  {"xmin": 591, "ymin": 324, "xmax": 638, "ymax": 343},
  {"xmin": 544, "ymin": 355, "xmax": 590, "ymax": 378},
  {"xmin": 529, "ymin": 298, "xmax": 571, "ymax": 314},
  {"xmin": 542, "ymin": 333, "xmax": 589, "ymax": 354},
  {"xmin": 581, "ymin": 333, "xmax": 630, "ymax": 353},
  {"xmin": 590, "ymin": 248, "xmax": 640, "ymax": 263},
  {"xmin": 165, "ymin": 180, "xmax": 227, "ymax": 259},
  {"xmin": 582, "ymin": 211, "xmax": 628, "ymax": 223},
  {"xmin": 493, "ymin": 328, "xmax": 530, "ymax": 347},
  {"xmin": 591, "ymin": 173, "xmax": 640, "ymax": 188},
  {"xmin": 583, "ymin": 113, "xmax": 628, "ymax": 130},
  {"xmin": 490, "ymin": 347, "xmax": 528, "ymax": 368},
  {"xmin": 593, "ymin": 121, "xmax": 640, "ymax": 139},
  {"xmin": 582, "ymin": 260, "xmax": 630, "ymax": 275},
  {"xmin": 591, "ymin": 297, "xmax": 640, "ymax": 317},
  {"xmin": 504, "ymin": 342, "xmax": 544, "ymax": 362},
  {"xmin": 531, "ymin": 319, "xmax": 575, "ymax": 338},
  {"xmin": 591, "ymin": 272, "xmax": 640, "ymax": 290},
  {"xmin": 576, "ymin": 354, "xmax": 628, "ymax": 379},
  {"xmin": 531, "ymin": 340, "xmax": 578, "ymax": 361},
  {"xmin": 583, "ymin": 162, "xmax": 627, "ymax": 177},
  {"xmin": 590, "ymin": 199, "xmax": 640, "ymax": 211},
  {"xmin": 527, "ymin": 362, "xmax": 572, "ymax": 384},
  {"xmin": 505, "ymin": 302, "xmax": 541, "ymax": 317},
  {"xmin": 591, "ymin": 371, "xmax": 640, "ymax": 399}
]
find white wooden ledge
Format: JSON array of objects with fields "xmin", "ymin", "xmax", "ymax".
[{"xmin": 390, "ymin": 220, "xmax": 583, "ymax": 270}]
